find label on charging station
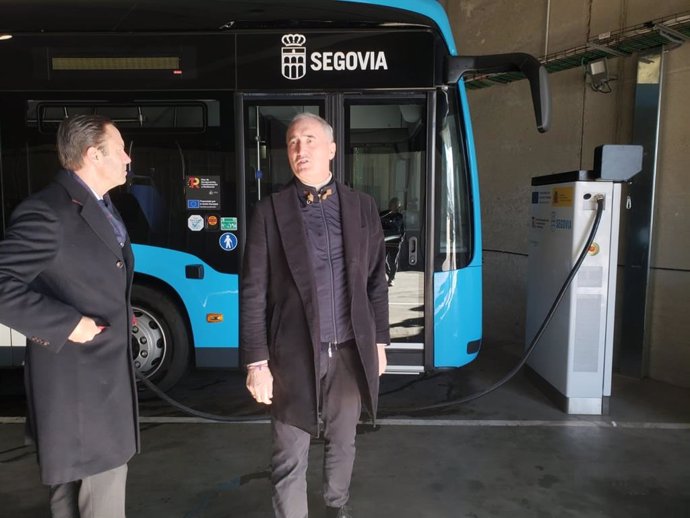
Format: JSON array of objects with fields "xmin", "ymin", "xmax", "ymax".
[{"xmin": 552, "ymin": 187, "xmax": 574, "ymax": 207}]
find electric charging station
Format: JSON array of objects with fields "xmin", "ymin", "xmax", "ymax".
[{"xmin": 525, "ymin": 145, "xmax": 643, "ymax": 415}]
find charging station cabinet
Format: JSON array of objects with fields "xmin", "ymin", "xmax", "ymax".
[
  {"xmin": 525, "ymin": 173, "xmax": 622, "ymax": 414},
  {"xmin": 524, "ymin": 145, "xmax": 642, "ymax": 414}
]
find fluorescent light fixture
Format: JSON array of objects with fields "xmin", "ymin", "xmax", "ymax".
[{"xmin": 0, "ymin": 34, "xmax": 13, "ymax": 41}]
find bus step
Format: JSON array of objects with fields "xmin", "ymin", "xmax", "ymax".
[
  {"xmin": 385, "ymin": 364, "xmax": 425, "ymax": 375},
  {"xmin": 385, "ymin": 344, "xmax": 424, "ymax": 374}
]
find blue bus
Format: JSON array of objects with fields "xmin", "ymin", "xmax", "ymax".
[{"xmin": 0, "ymin": 0, "xmax": 548, "ymax": 390}]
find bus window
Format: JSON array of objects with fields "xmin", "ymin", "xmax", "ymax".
[{"xmin": 436, "ymin": 90, "xmax": 472, "ymax": 271}]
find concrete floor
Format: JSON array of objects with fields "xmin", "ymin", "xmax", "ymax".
[{"xmin": 2, "ymin": 343, "xmax": 690, "ymax": 517}]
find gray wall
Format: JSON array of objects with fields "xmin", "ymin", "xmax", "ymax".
[{"xmin": 440, "ymin": 0, "xmax": 690, "ymax": 387}]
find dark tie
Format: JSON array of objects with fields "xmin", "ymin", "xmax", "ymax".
[{"xmin": 98, "ymin": 196, "xmax": 128, "ymax": 247}]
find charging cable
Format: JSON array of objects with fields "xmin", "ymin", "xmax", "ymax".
[
  {"xmin": 136, "ymin": 372, "xmax": 267, "ymax": 422},
  {"xmin": 379, "ymin": 195, "xmax": 605, "ymax": 414},
  {"xmin": 138, "ymin": 196, "xmax": 604, "ymax": 419}
]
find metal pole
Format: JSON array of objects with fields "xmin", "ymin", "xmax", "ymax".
[{"xmin": 616, "ymin": 48, "xmax": 664, "ymax": 377}]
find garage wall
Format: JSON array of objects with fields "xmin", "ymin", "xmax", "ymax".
[{"xmin": 439, "ymin": 0, "xmax": 690, "ymax": 387}]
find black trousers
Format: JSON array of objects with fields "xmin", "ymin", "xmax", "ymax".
[{"xmin": 271, "ymin": 345, "xmax": 362, "ymax": 518}]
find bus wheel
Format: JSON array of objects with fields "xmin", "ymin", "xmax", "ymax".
[{"xmin": 131, "ymin": 284, "xmax": 190, "ymax": 393}]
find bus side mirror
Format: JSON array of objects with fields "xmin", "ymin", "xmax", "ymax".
[{"xmin": 446, "ymin": 53, "xmax": 551, "ymax": 133}]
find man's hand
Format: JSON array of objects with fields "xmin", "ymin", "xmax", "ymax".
[
  {"xmin": 377, "ymin": 343, "xmax": 388, "ymax": 376},
  {"xmin": 68, "ymin": 316, "xmax": 103, "ymax": 344},
  {"xmin": 246, "ymin": 364, "xmax": 274, "ymax": 405}
]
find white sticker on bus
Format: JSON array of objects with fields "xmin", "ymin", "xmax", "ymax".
[{"xmin": 188, "ymin": 214, "xmax": 204, "ymax": 231}]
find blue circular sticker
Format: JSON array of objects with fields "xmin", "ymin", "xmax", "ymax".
[{"xmin": 219, "ymin": 232, "xmax": 238, "ymax": 251}]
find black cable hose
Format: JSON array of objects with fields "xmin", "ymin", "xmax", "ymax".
[
  {"xmin": 379, "ymin": 196, "xmax": 605, "ymax": 415},
  {"xmin": 378, "ymin": 370, "xmax": 447, "ymax": 397},
  {"xmin": 136, "ymin": 373, "xmax": 268, "ymax": 422},
  {"xmin": 139, "ymin": 197, "xmax": 605, "ymax": 420}
]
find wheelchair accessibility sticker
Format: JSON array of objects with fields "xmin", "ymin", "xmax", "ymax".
[{"xmin": 219, "ymin": 232, "xmax": 238, "ymax": 251}]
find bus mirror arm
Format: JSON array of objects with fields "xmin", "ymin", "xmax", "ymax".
[{"xmin": 445, "ymin": 53, "xmax": 551, "ymax": 133}]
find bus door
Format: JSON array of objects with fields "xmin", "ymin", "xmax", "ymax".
[
  {"xmin": 344, "ymin": 96, "xmax": 427, "ymax": 374},
  {"xmin": 242, "ymin": 96, "xmax": 426, "ymax": 374}
]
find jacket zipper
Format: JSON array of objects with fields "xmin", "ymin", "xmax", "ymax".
[
  {"xmin": 319, "ymin": 200, "xmax": 338, "ymax": 352},
  {"xmin": 316, "ymin": 197, "xmax": 337, "ymax": 437}
]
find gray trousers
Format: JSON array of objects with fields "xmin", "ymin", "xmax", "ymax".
[
  {"xmin": 272, "ymin": 345, "xmax": 362, "ymax": 518},
  {"xmin": 48, "ymin": 464, "xmax": 128, "ymax": 518}
]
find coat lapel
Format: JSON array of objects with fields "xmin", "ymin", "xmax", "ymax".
[
  {"xmin": 338, "ymin": 182, "xmax": 363, "ymax": 297},
  {"xmin": 272, "ymin": 182, "xmax": 318, "ymax": 330},
  {"xmin": 55, "ymin": 171, "xmax": 124, "ymax": 259}
]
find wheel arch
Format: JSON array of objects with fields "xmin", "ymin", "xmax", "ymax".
[{"xmin": 132, "ymin": 273, "xmax": 196, "ymax": 367}]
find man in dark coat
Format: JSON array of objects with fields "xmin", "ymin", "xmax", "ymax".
[
  {"xmin": 0, "ymin": 115, "xmax": 139, "ymax": 518},
  {"xmin": 241, "ymin": 113, "xmax": 389, "ymax": 518}
]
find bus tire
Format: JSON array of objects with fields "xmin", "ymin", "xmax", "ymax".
[{"xmin": 131, "ymin": 284, "xmax": 190, "ymax": 394}]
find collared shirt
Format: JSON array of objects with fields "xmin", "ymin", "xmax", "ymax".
[{"xmin": 68, "ymin": 171, "xmax": 128, "ymax": 247}]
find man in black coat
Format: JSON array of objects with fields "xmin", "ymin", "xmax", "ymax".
[
  {"xmin": 0, "ymin": 115, "xmax": 138, "ymax": 518},
  {"xmin": 241, "ymin": 113, "xmax": 389, "ymax": 518}
]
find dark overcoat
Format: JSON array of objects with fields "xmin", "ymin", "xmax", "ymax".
[
  {"xmin": 0, "ymin": 170, "xmax": 139, "ymax": 485},
  {"xmin": 240, "ymin": 180, "xmax": 390, "ymax": 434}
]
